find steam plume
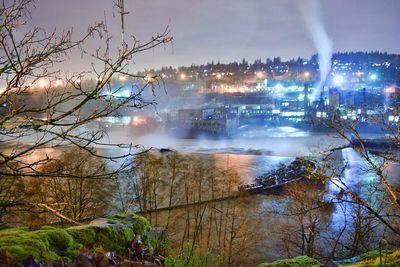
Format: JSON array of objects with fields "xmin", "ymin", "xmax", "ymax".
[{"xmin": 299, "ymin": 0, "xmax": 332, "ymax": 100}]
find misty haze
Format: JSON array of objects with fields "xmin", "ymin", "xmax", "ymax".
[{"xmin": 1, "ymin": 1, "xmax": 400, "ymax": 267}]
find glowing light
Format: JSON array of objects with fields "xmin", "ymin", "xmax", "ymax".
[
  {"xmin": 385, "ymin": 87, "xmax": 395, "ymax": 94},
  {"xmin": 132, "ymin": 116, "xmax": 147, "ymax": 126},
  {"xmin": 118, "ymin": 75, "xmax": 127, "ymax": 82},
  {"xmin": 369, "ymin": 74, "xmax": 377, "ymax": 81},
  {"xmin": 304, "ymin": 71, "xmax": 310, "ymax": 78},
  {"xmin": 216, "ymin": 73, "xmax": 222, "ymax": 79},
  {"xmin": 119, "ymin": 89, "xmax": 131, "ymax": 97},
  {"xmin": 121, "ymin": 116, "xmax": 131, "ymax": 125},
  {"xmin": 180, "ymin": 73, "xmax": 186, "ymax": 80},
  {"xmin": 144, "ymin": 75, "xmax": 154, "ymax": 82},
  {"xmin": 333, "ymin": 75, "xmax": 344, "ymax": 86},
  {"xmin": 256, "ymin": 72, "xmax": 264, "ymax": 79},
  {"xmin": 281, "ymin": 111, "xmax": 305, "ymax": 117},
  {"xmin": 275, "ymin": 83, "xmax": 284, "ymax": 91},
  {"xmin": 37, "ymin": 78, "xmax": 49, "ymax": 88},
  {"xmin": 389, "ymin": 115, "xmax": 399, "ymax": 122},
  {"xmin": 54, "ymin": 79, "xmax": 64, "ymax": 87}
]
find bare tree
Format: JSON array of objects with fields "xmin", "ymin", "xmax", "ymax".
[
  {"xmin": 0, "ymin": 0, "xmax": 172, "ymax": 178},
  {"xmin": 0, "ymin": 164, "xmax": 26, "ymax": 227},
  {"xmin": 320, "ymin": 114, "xmax": 400, "ymax": 237},
  {"xmin": 0, "ymin": 0, "xmax": 171, "ymax": 225},
  {"xmin": 129, "ymin": 152, "xmax": 264, "ymax": 266}
]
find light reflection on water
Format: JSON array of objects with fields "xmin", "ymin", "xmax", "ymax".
[
  {"xmin": 3, "ymin": 127, "xmax": 400, "ymax": 264},
  {"xmin": 213, "ymin": 153, "xmax": 293, "ymax": 184}
]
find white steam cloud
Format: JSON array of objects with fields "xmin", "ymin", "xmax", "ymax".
[{"xmin": 299, "ymin": 0, "xmax": 333, "ymax": 100}]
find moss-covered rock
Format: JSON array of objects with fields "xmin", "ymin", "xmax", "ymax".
[
  {"xmin": 0, "ymin": 227, "xmax": 72, "ymax": 262},
  {"xmin": 258, "ymin": 249, "xmax": 400, "ymax": 267},
  {"xmin": 0, "ymin": 213, "xmax": 153, "ymax": 263},
  {"xmin": 338, "ymin": 249, "xmax": 400, "ymax": 266},
  {"xmin": 258, "ymin": 256, "xmax": 322, "ymax": 267},
  {"xmin": 108, "ymin": 212, "xmax": 152, "ymax": 236}
]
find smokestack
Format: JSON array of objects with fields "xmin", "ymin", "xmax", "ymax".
[
  {"xmin": 299, "ymin": 0, "xmax": 333, "ymax": 101},
  {"xmin": 304, "ymin": 82, "xmax": 309, "ymax": 116}
]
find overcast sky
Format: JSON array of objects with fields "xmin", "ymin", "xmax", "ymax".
[{"xmin": 28, "ymin": 0, "xmax": 400, "ymax": 72}]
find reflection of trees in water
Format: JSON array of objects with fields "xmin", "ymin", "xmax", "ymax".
[
  {"xmin": 115, "ymin": 152, "xmax": 266, "ymax": 266},
  {"xmin": 268, "ymin": 159, "xmax": 400, "ymax": 265},
  {"xmin": 113, "ymin": 150, "xmax": 400, "ymax": 265},
  {"xmin": 0, "ymin": 148, "xmax": 115, "ymax": 227}
]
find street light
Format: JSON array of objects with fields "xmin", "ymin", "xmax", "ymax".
[
  {"xmin": 180, "ymin": 73, "xmax": 186, "ymax": 80},
  {"xmin": 370, "ymin": 74, "xmax": 377, "ymax": 81}
]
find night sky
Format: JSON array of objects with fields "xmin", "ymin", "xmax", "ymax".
[{"xmin": 29, "ymin": 0, "xmax": 400, "ymax": 72}]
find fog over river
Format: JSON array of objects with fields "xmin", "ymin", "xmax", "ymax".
[{"xmin": 3, "ymin": 125, "xmax": 400, "ymax": 265}]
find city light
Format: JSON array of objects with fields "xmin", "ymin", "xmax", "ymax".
[
  {"xmin": 256, "ymin": 72, "xmax": 264, "ymax": 79},
  {"xmin": 216, "ymin": 73, "xmax": 222, "ymax": 79},
  {"xmin": 54, "ymin": 79, "xmax": 64, "ymax": 87},
  {"xmin": 144, "ymin": 75, "xmax": 155, "ymax": 82},
  {"xmin": 132, "ymin": 116, "xmax": 147, "ymax": 126},
  {"xmin": 118, "ymin": 75, "xmax": 127, "ymax": 82},
  {"xmin": 369, "ymin": 74, "xmax": 377, "ymax": 81},
  {"xmin": 385, "ymin": 87, "xmax": 395, "ymax": 94},
  {"xmin": 304, "ymin": 71, "xmax": 310, "ymax": 78},
  {"xmin": 180, "ymin": 73, "xmax": 186, "ymax": 80},
  {"xmin": 37, "ymin": 78, "xmax": 49, "ymax": 88},
  {"xmin": 275, "ymin": 83, "xmax": 284, "ymax": 91},
  {"xmin": 333, "ymin": 75, "xmax": 344, "ymax": 86}
]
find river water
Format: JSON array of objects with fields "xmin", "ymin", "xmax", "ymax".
[
  {"xmin": 99, "ymin": 125, "xmax": 400, "ymax": 264},
  {"xmin": 4, "ymin": 125, "xmax": 399, "ymax": 265}
]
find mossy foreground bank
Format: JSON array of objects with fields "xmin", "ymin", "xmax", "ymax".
[
  {"xmin": 259, "ymin": 249, "xmax": 400, "ymax": 267},
  {"xmin": 0, "ymin": 212, "xmax": 399, "ymax": 266},
  {"xmin": 0, "ymin": 213, "xmax": 160, "ymax": 265}
]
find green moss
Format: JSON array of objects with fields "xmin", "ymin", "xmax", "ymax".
[
  {"xmin": 107, "ymin": 213, "xmax": 151, "ymax": 236},
  {"xmin": 0, "ymin": 227, "xmax": 64, "ymax": 262},
  {"xmin": 258, "ymin": 256, "xmax": 322, "ymax": 267},
  {"xmin": 35, "ymin": 226, "xmax": 74, "ymax": 252},
  {"xmin": 107, "ymin": 219, "xmax": 117, "ymax": 224},
  {"xmin": 92, "ymin": 226, "xmax": 134, "ymax": 254},
  {"xmin": 131, "ymin": 215, "xmax": 152, "ymax": 236},
  {"xmin": 66, "ymin": 227, "xmax": 96, "ymax": 245},
  {"xmin": 360, "ymin": 250, "xmax": 384, "ymax": 260},
  {"xmin": 0, "ymin": 213, "xmax": 153, "ymax": 263},
  {"xmin": 108, "ymin": 213, "xmax": 129, "ymax": 220},
  {"xmin": 339, "ymin": 249, "xmax": 400, "ymax": 267}
]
